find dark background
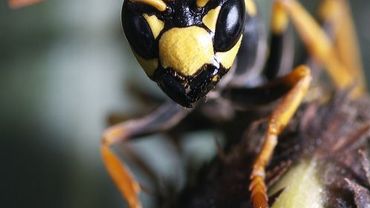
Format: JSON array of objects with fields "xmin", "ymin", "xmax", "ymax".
[{"xmin": 1, "ymin": 0, "xmax": 369, "ymax": 208}]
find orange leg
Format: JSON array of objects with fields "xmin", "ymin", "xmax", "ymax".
[
  {"xmin": 101, "ymin": 102, "xmax": 188, "ymax": 208},
  {"xmin": 250, "ymin": 66, "xmax": 312, "ymax": 208},
  {"xmin": 8, "ymin": 0, "xmax": 43, "ymax": 8},
  {"xmin": 318, "ymin": 0, "xmax": 365, "ymax": 91},
  {"xmin": 275, "ymin": 0, "xmax": 365, "ymax": 95}
]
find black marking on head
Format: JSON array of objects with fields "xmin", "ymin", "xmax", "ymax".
[
  {"xmin": 123, "ymin": 0, "xmax": 246, "ymax": 56},
  {"xmin": 153, "ymin": 64, "xmax": 227, "ymax": 107}
]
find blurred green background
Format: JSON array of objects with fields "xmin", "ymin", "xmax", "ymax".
[{"xmin": 1, "ymin": 0, "xmax": 369, "ymax": 208}]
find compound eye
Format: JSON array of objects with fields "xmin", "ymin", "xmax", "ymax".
[
  {"xmin": 122, "ymin": 7, "xmax": 156, "ymax": 59},
  {"xmin": 214, "ymin": 0, "xmax": 245, "ymax": 52}
]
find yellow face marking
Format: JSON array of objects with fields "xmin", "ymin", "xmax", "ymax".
[
  {"xmin": 159, "ymin": 26, "xmax": 214, "ymax": 76},
  {"xmin": 212, "ymin": 75, "xmax": 220, "ymax": 82},
  {"xmin": 245, "ymin": 0, "xmax": 257, "ymax": 16},
  {"xmin": 202, "ymin": 6, "xmax": 221, "ymax": 32},
  {"xmin": 215, "ymin": 36, "xmax": 243, "ymax": 69},
  {"xmin": 196, "ymin": 0, "xmax": 210, "ymax": 7},
  {"xmin": 130, "ymin": 0, "xmax": 167, "ymax": 12},
  {"xmin": 143, "ymin": 14, "xmax": 164, "ymax": 39},
  {"xmin": 134, "ymin": 53, "xmax": 158, "ymax": 76}
]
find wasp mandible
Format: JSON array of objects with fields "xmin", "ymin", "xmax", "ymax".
[{"xmin": 101, "ymin": 0, "xmax": 366, "ymax": 207}]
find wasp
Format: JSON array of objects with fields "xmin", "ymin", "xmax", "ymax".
[{"xmin": 101, "ymin": 0, "xmax": 366, "ymax": 207}]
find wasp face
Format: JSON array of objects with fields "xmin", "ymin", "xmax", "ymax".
[{"xmin": 122, "ymin": 0, "xmax": 246, "ymax": 107}]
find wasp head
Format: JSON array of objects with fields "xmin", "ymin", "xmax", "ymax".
[{"xmin": 122, "ymin": 0, "xmax": 246, "ymax": 107}]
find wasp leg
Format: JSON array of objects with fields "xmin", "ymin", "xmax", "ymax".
[
  {"xmin": 275, "ymin": 0, "xmax": 365, "ymax": 95},
  {"xmin": 101, "ymin": 102, "xmax": 189, "ymax": 208},
  {"xmin": 318, "ymin": 0, "xmax": 365, "ymax": 90},
  {"xmin": 263, "ymin": 1, "xmax": 294, "ymax": 81},
  {"xmin": 222, "ymin": 65, "xmax": 312, "ymax": 109},
  {"xmin": 249, "ymin": 66, "xmax": 311, "ymax": 208}
]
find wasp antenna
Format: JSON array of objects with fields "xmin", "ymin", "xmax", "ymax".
[{"xmin": 130, "ymin": 0, "xmax": 167, "ymax": 11}]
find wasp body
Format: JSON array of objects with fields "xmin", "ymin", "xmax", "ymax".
[{"xmin": 101, "ymin": 0, "xmax": 365, "ymax": 207}]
